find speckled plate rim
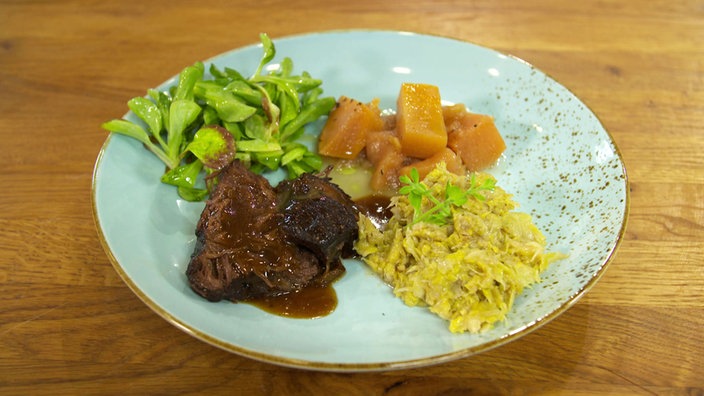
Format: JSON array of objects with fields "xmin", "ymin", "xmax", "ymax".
[{"xmin": 91, "ymin": 29, "xmax": 629, "ymax": 372}]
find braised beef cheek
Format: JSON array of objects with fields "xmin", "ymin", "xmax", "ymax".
[{"xmin": 186, "ymin": 161, "xmax": 358, "ymax": 303}]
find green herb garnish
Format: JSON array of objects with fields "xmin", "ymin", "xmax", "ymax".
[
  {"xmin": 102, "ymin": 33, "xmax": 335, "ymax": 201},
  {"xmin": 398, "ymin": 168, "xmax": 496, "ymax": 226}
]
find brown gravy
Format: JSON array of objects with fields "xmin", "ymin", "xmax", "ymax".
[
  {"xmin": 355, "ymin": 194, "xmax": 393, "ymax": 229},
  {"xmin": 249, "ymin": 285, "xmax": 338, "ymax": 319}
]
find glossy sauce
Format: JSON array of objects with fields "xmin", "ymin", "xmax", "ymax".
[
  {"xmin": 355, "ymin": 194, "xmax": 393, "ymax": 229},
  {"xmin": 250, "ymin": 285, "xmax": 338, "ymax": 319}
]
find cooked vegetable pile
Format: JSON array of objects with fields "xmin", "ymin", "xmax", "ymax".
[
  {"xmin": 317, "ymin": 82, "xmax": 507, "ymax": 194},
  {"xmin": 102, "ymin": 34, "xmax": 335, "ymax": 201},
  {"xmin": 355, "ymin": 164, "xmax": 565, "ymax": 333}
]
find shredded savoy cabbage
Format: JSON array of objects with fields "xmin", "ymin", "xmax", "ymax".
[{"xmin": 355, "ymin": 164, "xmax": 565, "ymax": 333}]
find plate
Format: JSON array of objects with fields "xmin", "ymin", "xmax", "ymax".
[{"xmin": 92, "ymin": 30, "xmax": 628, "ymax": 371}]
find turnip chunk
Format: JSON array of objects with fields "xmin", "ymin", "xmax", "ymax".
[
  {"xmin": 396, "ymin": 83, "xmax": 447, "ymax": 159},
  {"xmin": 318, "ymin": 96, "xmax": 384, "ymax": 159}
]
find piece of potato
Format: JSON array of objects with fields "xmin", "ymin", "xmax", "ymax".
[
  {"xmin": 396, "ymin": 83, "xmax": 447, "ymax": 159},
  {"xmin": 445, "ymin": 105, "xmax": 506, "ymax": 171},
  {"xmin": 400, "ymin": 147, "xmax": 465, "ymax": 180},
  {"xmin": 365, "ymin": 129, "xmax": 402, "ymax": 166},
  {"xmin": 318, "ymin": 96, "xmax": 384, "ymax": 159},
  {"xmin": 370, "ymin": 149, "xmax": 406, "ymax": 194},
  {"xmin": 366, "ymin": 129, "xmax": 407, "ymax": 193}
]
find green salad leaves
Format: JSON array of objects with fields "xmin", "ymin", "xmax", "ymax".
[
  {"xmin": 399, "ymin": 168, "xmax": 496, "ymax": 226},
  {"xmin": 102, "ymin": 33, "xmax": 336, "ymax": 201}
]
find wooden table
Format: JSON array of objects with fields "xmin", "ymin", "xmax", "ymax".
[{"xmin": 1, "ymin": 0, "xmax": 702, "ymax": 394}]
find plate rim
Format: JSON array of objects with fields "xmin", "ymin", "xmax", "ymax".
[{"xmin": 91, "ymin": 28, "xmax": 630, "ymax": 372}]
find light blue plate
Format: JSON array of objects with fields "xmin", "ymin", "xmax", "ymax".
[{"xmin": 92, "ymin": 30, "xmax": 628, "ymax": 371}]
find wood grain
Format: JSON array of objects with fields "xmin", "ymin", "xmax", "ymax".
[{"xmin": 1, "ymin": 0, "xmax": 703, "ymax": 394}]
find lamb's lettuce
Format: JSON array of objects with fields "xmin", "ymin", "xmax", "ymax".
[{"xmin": 101, "ymin": 33, "xmax": 334, "ymax": 201}]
